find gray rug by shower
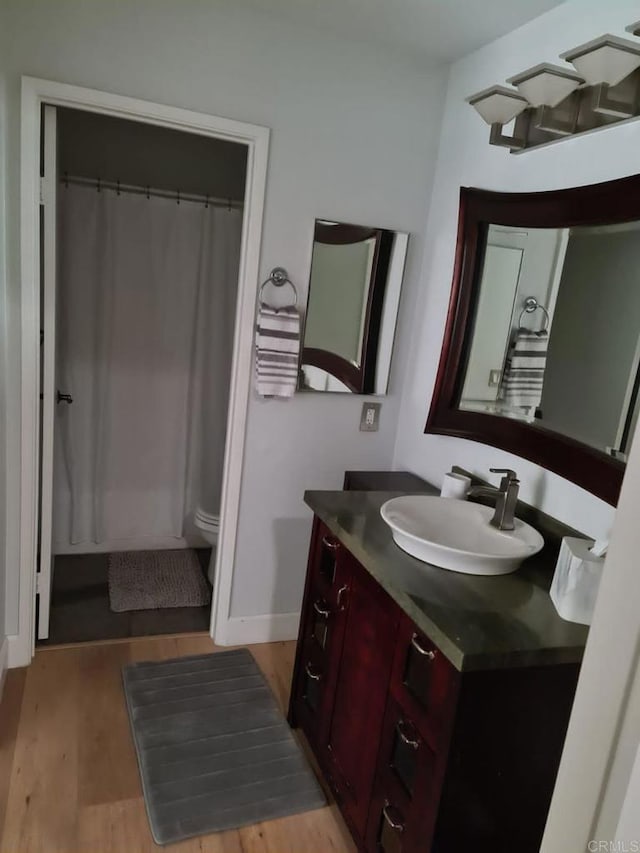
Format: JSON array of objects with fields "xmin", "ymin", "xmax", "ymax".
[
  {"xmin": 122, "ymin": 648, "xmax": 326, "ymax": 845},
  {"xmin": 108, "ymin": 549, "xmax": 211, "ymax": 612}
]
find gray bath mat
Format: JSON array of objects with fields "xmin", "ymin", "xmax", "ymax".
[
  {"xmin": 108, "ymin": 549, "xmax": 211, "ymax": 612},
  {"xmin": 122, "ymin": 648, "xmax": 326, "ymax": 845}
]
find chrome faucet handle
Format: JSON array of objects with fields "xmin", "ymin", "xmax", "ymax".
[{"xmin": 489, "ymin": 468, "xmax": 519, "ymax": 488}]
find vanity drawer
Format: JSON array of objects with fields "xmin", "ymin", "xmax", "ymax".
[
  {"xmin": 365, "ymin": 696, "xmax": 441, "ymax": 853},
  {"xmin": 310, "ymin": 521, "xmax": 343, "ymax": 591},
  {"xmin": 303, "ymin": 570, "xmax": 350, "ymax": 658},
  {"xmin": 390, "ymin": 615, "xmax": 458, "ymax": 750},
  {"xmin": 292, "ymin": 638, "xmax": 332, "ymax": 749}
]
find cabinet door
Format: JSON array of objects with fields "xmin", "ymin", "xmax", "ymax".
[
  {"xmin": 288, "ymin": 519, "xmax": 352, "ymax": 751},
  {"xmin": 326, "ymin": 555, "xmax": 400, "ymax": 837},
  {"xmin": 389, "ymin": 616, "xmax": 458, "ymax": 752},
  {"xmin": 365, "ymin": 697, "xmax": 440, "ymax": 853}
]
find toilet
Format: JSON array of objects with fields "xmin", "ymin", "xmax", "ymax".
[{"xmin": 194, "ymin": 508, "xmax": 219, "ymax": 583}]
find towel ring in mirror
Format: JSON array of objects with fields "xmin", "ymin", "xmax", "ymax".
[{"xmin": 518, "ymin": 296, "xmax": 550, "ymax": 332}]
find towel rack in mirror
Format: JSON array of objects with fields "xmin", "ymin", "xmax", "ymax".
[{"xmin": 518, "ymin": 296, "xmax": 549, "ymax": 332}]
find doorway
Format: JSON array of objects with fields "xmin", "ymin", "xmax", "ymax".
[
  {"xmin": 39, "ymin": 107, "xmax": 248, "ymax": 644},
  {"xmin": 16, "ymin": 77, "xmax": 269, "ymax": 665}
]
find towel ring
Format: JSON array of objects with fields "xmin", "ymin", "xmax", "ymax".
[
  {"xmin": 259, "ymin": 267, "xmax": 298, "ymax": 309},
  {"xmin": 518, "ymin": 296, "xmax": 549, "ymax": 332}
]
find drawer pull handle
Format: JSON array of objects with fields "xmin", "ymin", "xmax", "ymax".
[
  {"xmin": 411, "ymin": 633, "xmax": 436, "ymax": 660},
  {"xmin": 322, "ymin": 535, "xmax": 340, "ymax": 551},
  {"xmin": 382, "ymin": 801, "xmax": 405, "ymax": 833},
  {"xmin": 336, "ymin": 584, "xmax": 349, "ymax": 611},
  {"xmin": 313, "ymin": 600, "xmax": 331, "ymax": 618},
  {"xmin": 304, "ymin": 662, "xmax": 322, "ymax": 682},
  {"xmin": 396, "ymin": 720, "xmax": 420, "ymax": 750}
]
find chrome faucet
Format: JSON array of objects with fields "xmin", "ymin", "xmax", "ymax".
[{"xmin": 468, "ymin": 468, "xmax": 520, "ymax": 531}]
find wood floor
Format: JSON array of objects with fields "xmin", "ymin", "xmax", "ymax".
[{"xmin": 0, "ymin": 635, "xmax": 355, "ymax": 853}]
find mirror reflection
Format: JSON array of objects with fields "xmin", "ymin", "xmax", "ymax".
[
  {"xmin": 459, "ymin": 222, "xmax": 640, "ymax": 459},
  {"xmin": 300, "ymin": 220, "xmax": 409, "ymax": 394}
]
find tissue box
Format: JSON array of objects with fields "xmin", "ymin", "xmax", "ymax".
[{"xmin": 549, "ymin": 537, "xmax": 604, "ymax": 626}]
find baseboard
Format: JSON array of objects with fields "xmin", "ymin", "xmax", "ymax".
[
  {"xmin": 7, "ymin": 633, "xmax": 30, "ymax": 669},
  {"xmin": 0, "ymin": 636, "xmax": 8, "ymax": 701},
  {"xmin": 221, "ymin": 612, "xmax": 301, "ymax": 646},
  {"xmin": 53, "ymin": 534, "xmax": 207, "ymax": 555}
]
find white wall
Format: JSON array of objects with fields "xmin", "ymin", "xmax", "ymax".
[
  {"xmin": 0, "ymin": 0, "xmax": 448, "ymax": 629},
  {"xmin": 392, "ymin": 0, "xmax": 640, "ymax": 541}
]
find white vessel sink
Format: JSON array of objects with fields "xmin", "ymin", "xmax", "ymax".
[{"xmin": 380, "ymin": 495, "xmax": 544, "ymax": 576}]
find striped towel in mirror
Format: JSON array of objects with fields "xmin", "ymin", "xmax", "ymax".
[{"xmin": 499, "ymin": 329, "xmax": 548, "ymax": 410}]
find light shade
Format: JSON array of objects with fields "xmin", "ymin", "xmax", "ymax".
[
  {"xmin": 466, "ymin": 85, "xmax": 529, "ymax": 126},
  {"xmin": 506, "ymin": 63, "xmax": 584, "ymax": 107},
  {"xmin": 561, "ymin": 34, "xmax": 640, "ymax": 87},
  {"xmin": 625, "ymin": 21, "xmax": 640, "ymax": 37}
]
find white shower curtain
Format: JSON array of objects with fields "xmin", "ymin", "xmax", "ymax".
[{"xmin": 53, "ymin": 184, "xmax": 242, "ymax": 547}]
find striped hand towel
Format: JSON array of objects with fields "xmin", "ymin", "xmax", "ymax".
[
  {"xmin": 499, "ymin": 329, "xmax": 548, "ymax": 409},
  {"xmin": 255, "ymin": 305, "xmax": 300, "ymax": 398}
]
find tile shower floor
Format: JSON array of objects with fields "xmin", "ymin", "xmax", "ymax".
[{"xmin": 37, "ymin": 549, "xmax": 212, "ymax": 646}]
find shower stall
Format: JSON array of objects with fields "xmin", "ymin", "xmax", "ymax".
[{"xmin": 53, "ymin": 181, "xmax": 242, "ymax": 565}]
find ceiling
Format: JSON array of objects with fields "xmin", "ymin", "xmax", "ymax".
[{"xmin": 238, "ymin": 0, "xmax": 568, "ymax": 64}]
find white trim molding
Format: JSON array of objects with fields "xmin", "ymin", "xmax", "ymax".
[
  {"xmin": 16, "ymin": 76, "xmax": 269, "ymax": 667},
  {"xmin": 223, "ymin": 612, "xmax": 301, "ymax": 647},
  {"xmin": 542, "ymin": 412, "xmax": 640, "ymax": 851},
  {"xmin": 53, "ymin": 536, "xmax": 202, "ymax": 555},
  {"xmin": 7, "ymin": 635, "xmax": 23, "ymax": 670},
  {"xmin": 0, "ymin": 636, "xmax": 8, "ymax": 700}
]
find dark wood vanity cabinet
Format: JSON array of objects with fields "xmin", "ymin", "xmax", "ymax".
[
  {"xmin": 289, "ymin": 516, "xmax": 580, "ymax": 853},
  {"xmin": 288, "ymin": 519, "xmax": 399, "ymax": 838}
]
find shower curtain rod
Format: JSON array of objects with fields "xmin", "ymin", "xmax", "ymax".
[{"xmin": 61, "ymin": 174, "xmax": 244, "ymax": 209}]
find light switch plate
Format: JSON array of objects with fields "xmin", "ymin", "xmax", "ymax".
[
  {"xmin": 360, "ymin": 402, "xmax": 381, "ymax": 432},
  {"xmin": 488, "ymin": 369, "xmax": 502, "ymax": 387}
]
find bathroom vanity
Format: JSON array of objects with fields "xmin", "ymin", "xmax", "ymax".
[{"xmin": 288, "ymin": 487, "xmax": 588, "ymax": 853}]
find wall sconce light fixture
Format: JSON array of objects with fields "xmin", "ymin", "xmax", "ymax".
[
  {"xmin": 561, "ymin": 34, "xmax": 640, "ymax": 119},
  {"xmin": 470, "ymin": 27, "xmax": 640, "ymax": 152},
  {"xmin": 560, "ymin": 35, "xmax": 640, "ymax": 86},
  {"xmin": 506, "ymin": 63, "xmax": 583, "ymax": 107},
  {"xmin": 466, "ymin": 85, "xmax": 529, "ymax": 148},
  {"xmin": 466, "ymin": 86, "xmax": 528, "ymax": 124},
  {"xmin": 506, "ymin": 63, "xmax": 584, "ymax": 137}
]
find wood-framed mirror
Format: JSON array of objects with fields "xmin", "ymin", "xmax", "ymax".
[
  {"xmin": 424, "ymin": 175, "xmax": 640, "ymax": 506},
  {"xmin": 299, "ymin": 220, "xmax": 409, "ymax": 394}
]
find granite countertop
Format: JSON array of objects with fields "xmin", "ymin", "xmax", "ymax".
[{"xmin": 304, "ymin": 488, "xmax": 590, "ymax": 673}]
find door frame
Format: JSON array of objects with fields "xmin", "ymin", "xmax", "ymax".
[{"xmin": 13, "ymin": 76, "xmax": 269, "ymax": 666}]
